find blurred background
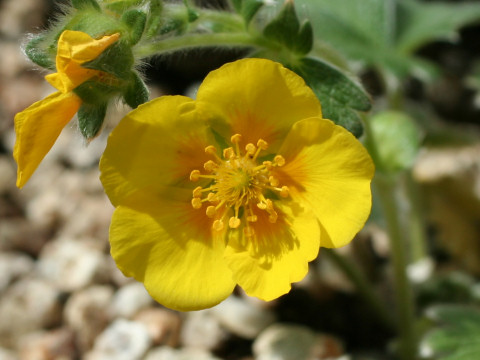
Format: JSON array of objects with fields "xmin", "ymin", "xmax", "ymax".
[{"xmin": 1, "ymin": 0, "xmax": 480, "ymax": 359}]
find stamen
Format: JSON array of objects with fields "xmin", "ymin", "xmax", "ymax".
[
  {"xmin": 257, "ymin": 139, "xmax": 268, "ymax": 150},
  {"xmin": 274, "ymin": 155, "xmax": 285, "ymax": 167},
  {"xmin": 269, "ymin": 176, "xmax": 279, "ymax": 187},
  {"xmin": 213, "ymin": 219, "xmax": 224, "ymax": 231},
  {"xmin": 231, "ymin": 134, "xmax": 242, "ymax": 156},
  {"xmin": 189, "ymin": 134, "xmax": 289, "ymax": 235},
  {"xmin": 206, "ymin": 206, "xmax": 216, "ymax": 218},
  {"xmin": 229, "ymin": 217, "xmax": 241, "ymax": 229},
  {"xmin": 245, "ymin": 143, "xmax": 256, "ymax": 156},
  {"xmin": 192, "ymin": 186, "xmax": 203, "ymax": 198},
  {"xmin": 204, "ymin": 160, "xmax": 217, "ymax": 172},
  {"xmin": 190, "ymin": 170, "xmax": 201, "ymax": 181},
  {"xmin": 191, "ymin": 198, "xmax": 202, "ymax": 209},
  {"xmin": 223, "ymin": 147, "xmax": 235, "ymax": 160}
]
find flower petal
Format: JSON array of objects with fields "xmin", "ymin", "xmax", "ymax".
[
  {"xmin": 276, "ymin": 118, "xmax": 374, "ymax": 248},
  {"xmin": 110, "ymin": 187, "xmax": 235, "ymax": 311},
  {"xmin": 45, "ymin": 31, "xmax": 120, "ymax": 93},
  {"xmin": 196, "ymin": 58, "xmax": 321, "ymax": 152},
  {"xmin": 224, "ymin": 202, "xmax": 320, "ymax": 301},
  {"xmin": 13, "ymin": 91, "xmax": 82, "ymax": 188},
  {"xmin": 100, "ymin": 96, "xmax": 215, "ymax": 207}
]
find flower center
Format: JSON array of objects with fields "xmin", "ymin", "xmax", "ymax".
[{"xmin": 189, "ymin": 134, "xmax": 289, "ymax": 234}]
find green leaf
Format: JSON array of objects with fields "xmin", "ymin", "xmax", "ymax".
[
  {"xmin": 71, "ymin": 0, "xmax": 101, "ymax": 11},
  {"xmin": 123, "ymin": 72, "xmax": 149, "ymax": 109},
  {"xmin": 396, "ymin": 0, "xmax": 480, "ymax": 54},
  {"xmin": 121, "ymin": 9, "xmax": 147, "ymax": 45},
  {"xmin": 230, "ymin": 0, "xmax": 242, "ymax": 13},
  {"xmin": 263, "ymin": 0, "xmax": 312, "ymax": 56},
  {"xmin": 292, "ymin": 57, "xmax": 371, "ymax": 137},
  {"xmin": 78, "ymin": 102, "xmax": 108, "ymax": 140},
  {"xmin": 422, "ymin": 305, "xmax": 480, "ymax": 360},
  {"xmin": 365, "ymin": 110, "xmax": 422, "ymax": 173},
  {"xmin": 296, "ymin": 0, "xmax": 480, "ymax": 80},
  {"xmin": 145, "ymin": 0, "xmax": 163, "ymax": 37}
]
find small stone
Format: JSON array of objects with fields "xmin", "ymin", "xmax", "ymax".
[
  {"xmin": 18, "ymin": 328, "xmax": 76, "ymax": 360},
  {"xmin": 253, "ymin": 324, "xmax": 344, "ymax": 360},
  {"xmin": 0, "ymin": 347, "xmax": 16, "ymax": 360},
  {"xmin": 110, "ymin": 282, "xmax": 154, "ymax": 319},
  {"xmin": 0, "ymin": 278, "xmax": 62, "ymax": 347},
  {"xmin": 0, "ymin": 218, "xmax": 50, "ymax": 256},
  {"xmin": 64, "ymin": 285, "xmax": 114, "ymax": 353},
  {"xmin": 0, "ymin": 251, "xmax": 34, "ymax": 292},
  {"xmin": 37, "ymin": 238, "xmax": 110, "ymax": 292},
  {"xmin": 211, "ymin": 295, "xmax": 276, "ymax": 339},
  {"xmin": 134, "ymin": 308, "xmax": 182, "ymax": 347},
  {"xmin": 145, "ymin": 346, "xmax": 222, "ymax": 360},
  {"xmin": 180, "ymin": 310, "xmax": 226, "ymax": 351},
  {"xmin": 86, "ymin": 319, "xmax": 152, "ymax": 360}
]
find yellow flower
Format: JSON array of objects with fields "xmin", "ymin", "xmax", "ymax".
[
  {"xmin": 14, "ymin": 30, "xmax": 120, "ymax": 188},
  {"xmin": 100, "ymin": 58, "xmax": 374, "ymax": 311}
]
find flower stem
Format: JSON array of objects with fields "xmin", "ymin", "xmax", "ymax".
[
  {"xmin": 134, "ymin": 32, "xmax": 269, "ymax": 59},
  {"xmin": 323, "ymin": 248, "xmax": 395, "ymax": 330},
  {"xmin": 375, "ymin": 175, "xmax": 417, "ymax": 360}
]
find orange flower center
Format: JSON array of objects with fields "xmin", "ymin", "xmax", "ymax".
[{"xmin": 189, "ymin": 133, "xmax": 289, "ymax": 234}]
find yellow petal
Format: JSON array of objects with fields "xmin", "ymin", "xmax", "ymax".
[
  {"xmin": 45, "ymin": 31, "xmax": 120, "ymax": 93},
  {"xmin": 196, "ymin": 58, "xmax": 321, "ymax": 153},
  {"xmin": 276, "ymin": 118, "xmax": 375, "ymax": 248},
  {"xmin": 100, "ymin": 96, "xmax": 214, "ymax": 207},
  {"xmin": 224, "ymin": 202, "xmax": 320, "ymax": 301},
  {"xmin": 109, "ymin": 187, "xmax": 236, "ymax": 311},
  {"xmin": 13, "ymin": 91, "xmax": 82, "ymax": 188}
]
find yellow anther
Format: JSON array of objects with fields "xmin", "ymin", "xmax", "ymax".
[
  {"xmin": 269, "ymin": 176, "xmax": 279, "ymax": 187},
  {"xmin": 263, "ymin": 161, "xmax": 273, "ymax": 170},
  {"xmin": 213, "ymin": 219, "xmax": 224, "ymax": 232},
  {"xmin": 223, "ymin": 147, "xmax": 235, "ymax": 159},
  {"xmin": 190, "ymin": 169, "xmax": 201, "ymax": 181},
  {"xmin": 265, "ymin": 199, "xmax": 274, "ymax": 211},
  {"xmin": 257, "ymin": 202, "xmax": 267, "ymax": 210},
  {"xmin": 247, "ymin": 215, "xmax": 258, "ymax": 222},
  {"xmin": 257, "ymin": 139, "xmax": 268, "ymax": 150},
  {"xmin": 245, "ymin": 143, "xmax": 256, "ymax": 155},
  {"xmin": 205, "ymin": 145, "xmax": 217, "ymax": 155},
  {"xmin": 207, "ymin": 192, "xmax": 217, "ymax": 202},
  {"xmin": 231, "ymin": 134, "xmax": 242, "ymax": 144},
  {"xmin": 193, "ymin": 186, "xmax": 203, "ymax": 198},
  {"xmin": 204, "ymin": 160, "xmax": 217, "ymax": 172},
  {"xmin": 191, "ymin": 198, "xmax": 202, "ymax": 209},
  {"xmin": 280, "ymin": 186, "xmax": 289, "ymax": 198},
  {"xmin": 206, "ymin": 206, "xmax": 216, "ymax": 218},
  {"xmin": 274, "ymin": 155, "xmax": 285, "ymax": 167},
  {"xmin": 229, "ymin": 217, "xmax": 241, "ymax": 229}
]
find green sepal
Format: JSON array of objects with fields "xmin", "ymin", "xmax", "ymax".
[
  {"xmin": 145, "ymin": 0, "xmax": 163, "ymax": 37},
  {"xmin": 243, "ymin": 0, "xmax": 264, "ymax": 26},
  {"xmin": 263, "ymin": 0, "xmax": 313, "ymax": 55},
  {"xmin": 105, "ymin": 0, "xmax": 146, "ymax": 14},
  {"xmin": 123, "ymin": 72, "xmax": 149, "ymax": 109},
  {"xmin": 187, "ymin": 7, "xmax": 199, "ymax": 23},
  {"xmin": 24, "ymin": 34, "xmax": 55, "ymax": 70},
  {"xmin": 83, "ymin": 41, "xmax": 134, "ymax": 80},
  {"xmin": 292, "ymin": 57, "xmax": 371, "ymax": 137},
  {"xmin": 121, "ymin": 9, "xmax": 147, "ymax": 45},
  {"xmin": 77, "ymin": 102, "xmax": 108, "ymax": 140},
  {"xmin": 71, "ymin": 0, "xmax": 101, "ymax": 11},
  {"xmin": 74, "ymin": 79, "xmax": 120, "ymax": 106}
]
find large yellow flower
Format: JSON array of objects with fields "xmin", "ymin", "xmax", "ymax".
[
  {"xmin": 100, "ymin": 58, "xmax": 374, "ymax": 311},
  {"xmin": 14, "ymin": 30, "xmax": 120, "ymax": 188}
]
